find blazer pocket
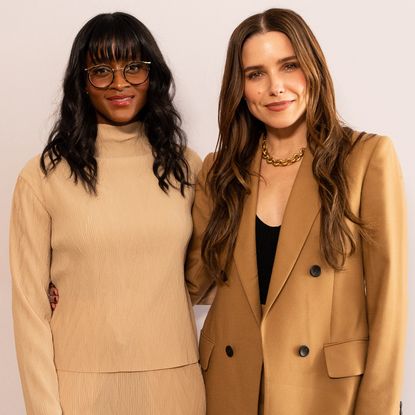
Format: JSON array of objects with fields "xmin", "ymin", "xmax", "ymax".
[
  {"xmin": 323, "ymin": 339, "xmax": 368, "ymax": 378},
  {"xmin": 199, "ymin": 331, "xmax": 215, "ymax": 371}
]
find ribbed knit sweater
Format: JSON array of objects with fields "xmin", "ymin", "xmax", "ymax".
[{"xmin": 10, "ymin": 122, "xmax": 202, "ymax": 414}]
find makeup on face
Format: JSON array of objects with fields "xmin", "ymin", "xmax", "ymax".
[
  {"xmin": 242, "ymin": 31, "xmax": 307, "ymax": 133},
  {"xmin": 85, "ymin": 56, "xmax": 150, "ymax": 126}
]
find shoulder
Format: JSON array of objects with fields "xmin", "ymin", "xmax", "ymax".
[
  {"xmin": 184, "ymin": 148, "xmax": 217, "ymax": 183},
  {"xmin": 200, "ymin": 152, "xmax": 216, "ymax": 176},
  {"xmin": 350, "ymin": 131, "xmax": 395, "ymax": 158},
  {"xmin": 17, "ymin": 153, "xmax": 70, "ymax": 196},
  {"xmin": 348, "ymin": 131, "xmax": 399, "ymax": 168},
  {"xmin": 347, "ymin": 131, "xmax": 403, "ymax": 187},
  {"xmin": 184, "ymin": 147, "xmax": 202, "ymax": 177},
  {"xmin": 18, "ymin": 154, "xmax": 44, "ymax": 186},
  {"xmin": 188, "ymin": 152, "xmax": 216, "ymax": 188},
  {"xmin": 13, "ymin": 154, "xmax": 48, "ymax": 203}
]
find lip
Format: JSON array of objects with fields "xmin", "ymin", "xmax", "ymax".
[
  {"xmin": 265, "ymin": 100, "xmax": 294, "ymax": 112},
  {"xmin": 106, "ymin": 95, "xmax": 135, "ymax": 106}
]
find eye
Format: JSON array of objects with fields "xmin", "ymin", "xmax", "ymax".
[
  {"xmin": 246, "ymin": 71, "xmax": 263, "ymax": 80},
  {"xmin": 90, "ymin": 65, "xmax": 112, "ymax": 77},
  {"xmin": 126, "ymin": 62, "xmax": 146, "ymax": 74},
  {"xmin": 283, "ymin": 62, "xmax": 299, "ymax": 72}
]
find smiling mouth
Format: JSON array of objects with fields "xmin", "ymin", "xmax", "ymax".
[
  {"xmin": 265, "ymin": 100, "xmax": 294, "ymax": 112},
  {"xmin": 107, "ymin": 95, "xmax": 134, "ymax": 101},
  {"xmin": 107, "ymin": 95, "xmax": 134, "ymax": 106}
]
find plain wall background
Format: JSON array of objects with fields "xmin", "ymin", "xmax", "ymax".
[{"xmin": 1, "ymin": 0, "xmax": 413, "ymax": 413}]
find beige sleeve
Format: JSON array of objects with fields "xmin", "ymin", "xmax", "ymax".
[
  {"xmin": 184, "ymin": 146, "xmax": 203, "ymax": 183},
  {"xmin": 10, "ymin": 176, "xmax": 62, "ymax": 415},
  {"xmin": 185, "ymin": 153, "xmax": 217, "ymax": 305},
  {"xmin": 354, "ymin": 137, "xmax": 407, "ymax": 415}
]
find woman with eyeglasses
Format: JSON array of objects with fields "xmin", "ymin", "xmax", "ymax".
[
  {"xmin": 10, "ymin": 12, "xmax": 205, "ymax": 414},
  {"xmin": 185, "ymin": 8, "xmax": 406, "ymax": 415}
]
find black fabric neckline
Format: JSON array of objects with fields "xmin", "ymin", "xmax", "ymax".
[
  {"xmin": 255, "ymin": 215, "xmax": 281, "ymax": 305},
  {"xmin": 255, "ymin": 215, "xmax": 281, "ymax": 230}
]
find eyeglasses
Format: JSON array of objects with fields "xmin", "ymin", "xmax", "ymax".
[{"xmin": 84, "ymin": 61, "xmax": 151, "ymax": 89}]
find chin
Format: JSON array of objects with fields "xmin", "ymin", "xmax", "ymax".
[
  {"xmin": 264, "ymin": 120, "xmax": 297, "ymax": 130},
  {"xmin": 103, "ymin": 113, "xmax": 138, "ymax": 125},
  {"xmin": 262, "ymin": 114, "xmax": 305, "ymax": 131}
]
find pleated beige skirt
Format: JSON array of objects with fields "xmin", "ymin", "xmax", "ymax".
[{"xmin": 58, "ymin": 363, "xmax": 206, "ymax": 415}]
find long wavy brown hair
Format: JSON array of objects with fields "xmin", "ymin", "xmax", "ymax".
[{"xmin": 202, "ymin": 8, "xmax": 367, "ymax": 281}]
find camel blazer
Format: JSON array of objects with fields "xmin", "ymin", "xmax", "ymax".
[{"xmin": 186, "ymin": 133, "xmax": 407, "ymax": 415}]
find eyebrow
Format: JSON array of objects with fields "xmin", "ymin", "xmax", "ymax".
[{"xmin": 243, "ymin": 55, "xmax": 298, "ymax": 72}]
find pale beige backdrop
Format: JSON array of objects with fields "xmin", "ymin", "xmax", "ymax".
[{"xmin": 1, "ymin": 0, "xmax": 414, "ymax": 413}]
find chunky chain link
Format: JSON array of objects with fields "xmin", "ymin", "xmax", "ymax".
[{"xmin": 261, "ymin": 139, "xmax": 305, "ymax": 167}]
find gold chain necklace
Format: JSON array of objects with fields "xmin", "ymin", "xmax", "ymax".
[{"xmin": 261, "ymin": 138, "xmax": 305, "ymax": 167}]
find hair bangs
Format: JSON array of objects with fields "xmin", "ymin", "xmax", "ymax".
[{"xmin": 87, "ymin": 17, "xmax": 142, "ymax": 63}]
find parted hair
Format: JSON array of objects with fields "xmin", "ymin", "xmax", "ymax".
[
  {"xmin": 202, "ymin": 8, "xmax": 367, "ymax": 281},
  {"xmin": 41, "ymin": 12, "xmax": 190, "ymax": 195}
]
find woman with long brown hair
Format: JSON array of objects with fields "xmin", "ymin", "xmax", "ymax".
[{"xmin": 186, "ymin": 8, "xmax": 406, "ymax": 415}]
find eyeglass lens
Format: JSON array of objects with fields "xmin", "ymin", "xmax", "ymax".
[{"xmin": 88, "ymin": 62, "xmax": 149, "ymax": 88}]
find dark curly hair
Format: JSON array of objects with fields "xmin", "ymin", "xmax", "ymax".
[{"xmin": 41, "ymin": 12, "xmax": 190, "ymax": 194}]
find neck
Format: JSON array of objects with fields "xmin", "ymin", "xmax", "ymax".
[
  {"xmin": 265, "ymin": 115, "xmax": 307, "ymax": 158},
  {"xmin": 95, "ymin": 122, "xmax": 151, "ymax": 158}
]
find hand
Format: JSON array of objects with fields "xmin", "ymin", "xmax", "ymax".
[{"xmin": 48, "ymin": 282, "xmax": 59, "ymax": 311}]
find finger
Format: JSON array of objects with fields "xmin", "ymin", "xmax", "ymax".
[{"xmin": 48, "ymin": 295, "xmax": 58, "ymax": 303}]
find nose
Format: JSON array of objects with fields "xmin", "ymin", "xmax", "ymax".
[
  {"xmin": 112, "ymin": 68, "xmax": 129, "ymax": 90},
  {"xmin": 269, "ymin": 71, "xmax": 285, "ymax": 96}
]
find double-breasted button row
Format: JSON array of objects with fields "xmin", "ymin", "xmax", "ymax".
[
  {"xmin": 225, "ymin": 344, "xmax": 309, "ymax": 358},
  {"xmin": 309, "ymin": 265, "xmax": 321, "ymax": 277},
  {"xmin": 225, "ymin": 345, "xmax": 234, "ymax": 357}
]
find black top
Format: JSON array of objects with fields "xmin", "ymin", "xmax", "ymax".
[{"xmin": 255, "ymin": 215, "xmax": 281, "ymax": 305}]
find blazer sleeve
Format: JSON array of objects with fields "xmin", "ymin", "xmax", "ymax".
[
  {"xmin": 185, "ymin": 152, "xmax": 217, "ymax": 305},
  {"xmin": 10, "ymin": 175, "xmax": 62, "ymax": 415},
  {"xmin": 354, "ymin": 136, "xmax": 407, "ymax": 415}
]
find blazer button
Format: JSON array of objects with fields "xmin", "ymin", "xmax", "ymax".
[
  {"xmin": 309, "ymin": 265, "xmax": 321, "ymax": 277},
  {"xmin": 225, "ymin": 345, "xmax": 234, "ymax": 357},
  {"xmin": 298, "ymin": 345, "xmax": 310, "ymax": 357}
]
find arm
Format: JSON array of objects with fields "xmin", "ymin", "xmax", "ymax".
[
  {"xmin": 10, "ymin": 175, "xmax": 62, "ymax": 415},
  {"xmin": 354, "ymin": 137, "xmax": 407, "ymax": 415},
  {"xmin": 185, "ymin": 153, "xmax": 217, "ymax": 305}
]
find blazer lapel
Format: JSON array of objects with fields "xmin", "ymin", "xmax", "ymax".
[
  {"xmin": 263, "ymin": 147, "xmax": 320, "ymax": 319},
  {"xmin": 233, "ymin": 146, "xmax": 262, "ymax": 326}
]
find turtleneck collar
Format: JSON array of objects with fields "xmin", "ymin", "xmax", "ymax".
[{"xmin": 95, "ymin": 122, "xmax": 151, "ymax": 158}]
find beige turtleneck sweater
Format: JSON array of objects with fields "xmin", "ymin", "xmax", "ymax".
[{"xmin": 10, "ymin": 123, "xmax": 202, "ymax": 414}]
